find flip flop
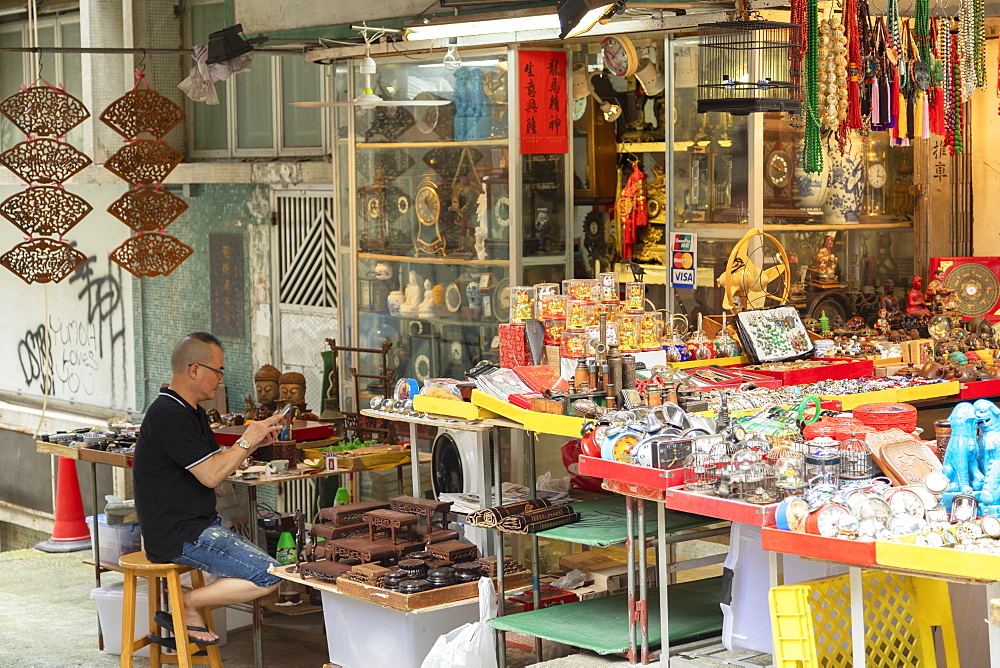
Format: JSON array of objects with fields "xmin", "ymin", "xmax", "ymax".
[
  {"xmin": 153, "ymin": 610, "xmax": 220, "ymax": 646},
  {"xmin": 147, "ymin": 634, "xmax": 208, "ymax": 656}
]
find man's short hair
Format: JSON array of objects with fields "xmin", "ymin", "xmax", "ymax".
[{"xmin": 171, "ymin": 332, "xmax": 223, "ymax": 374}]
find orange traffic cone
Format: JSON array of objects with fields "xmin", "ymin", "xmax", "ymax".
[{"xmin": 35, "ymin": 457, "xmax": 92, "ymax": 552}]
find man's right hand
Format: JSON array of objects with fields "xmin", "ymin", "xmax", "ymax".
[{"xmin": 242, "ymin": 414, "xmax": 285, "ymax": 451}]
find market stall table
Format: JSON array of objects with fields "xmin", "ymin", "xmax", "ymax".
[{"xmin": 34, "ymin": 437, "xmax": 427, "ymax": 668}]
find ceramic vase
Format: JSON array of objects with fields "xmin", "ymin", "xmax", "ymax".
[
  {"xmin": 793, "ymin": 140, "xmax": 829, "ymax": 213},
  {"xmin": 822, "ymin": 133, "xmax": 864, "ymax": 224},
  {"xmin": 386, "ymin": 290, "xmax": 404, "ymax": 316}
]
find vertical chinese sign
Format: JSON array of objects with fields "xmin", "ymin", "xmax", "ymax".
[{"xmin": 519, "ymin": 50, "xmax": 568, "ymax": 155}]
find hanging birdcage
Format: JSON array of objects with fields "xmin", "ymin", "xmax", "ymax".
[
  {"xmin": 697, "ymin": 17, "xmax": 801, "ymax": 115},
  {"xmin": 839, "ymin": 435, "xmax": 881, "ymax": 480},
  {"xmin": 742, "ymin": 462, "xmax": 779, "ymax": 504},
  {"xmin": 683, "ymin": 450, "xmax": 722, "ymax": 493}
]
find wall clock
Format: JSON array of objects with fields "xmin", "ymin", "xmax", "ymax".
[
  {"xmin": 765, "ymin": 149, "xmax": 792, "ymax": 190},
  {"xmin": 601, "ymin": 35, "xmax": 639, "ymax": 78}
]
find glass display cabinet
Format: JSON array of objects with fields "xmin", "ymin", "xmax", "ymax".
[
  {"xmin": 337, "ymin": 48, "xmax": 571, "ymax": 395},
  {"xmin": 665, "ymin": 34, "xmax": 915, "ymax": 324}
]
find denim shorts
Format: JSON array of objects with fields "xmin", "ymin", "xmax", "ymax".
[{"xmin": 173, "ymin": 520, "xmax": 282, "ymax": 588}]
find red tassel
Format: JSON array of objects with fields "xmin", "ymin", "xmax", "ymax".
[
  {"xmin": 929, "ymin": 88, "xmax": 945, "ymax": 135},
  {"xmin": 848, "ymin": 79, "xmax": 862, "ymax": 128}
]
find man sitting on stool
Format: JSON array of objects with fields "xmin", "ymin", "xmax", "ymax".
[{"xmin": 134, "ymin": 332, "xmax": 284, "ymax": 644}]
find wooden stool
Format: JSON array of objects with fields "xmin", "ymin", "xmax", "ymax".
[{"xmin": 119, "ymin": 551, "xmax": 223, "ymax": 668}]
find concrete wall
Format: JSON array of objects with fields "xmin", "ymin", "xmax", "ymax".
[{"xmin": 972, "ymin": 37, "xmax": 1000, "ymax": 256}]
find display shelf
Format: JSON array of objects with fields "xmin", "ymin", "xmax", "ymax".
[
  {"xmin": 760, "ymin": 527, "xmax": 876, "ymax": 567},
  {"xmin": 259, "ymin": 589, "xmax": 324, "ymax": 616},
  {"xmin": 532, "ymin": 496, "xmax": 715, "ymax": 548},
  {"xmin": 763, "ymin": 221, "xmax": 913, "ymax": 231},
  {"xmin": 662, "ymin": 486, "xmax": 778, "ymax": 526},
  {"xmin": 356, "ymin": 139, "xmax": 508, "ymax": 149},
  {"xmin": 488, "ymin": 578, "xmax": 725, "ymax": 654},
  {"xmin": 35, "ymin": 440, "xmax": 82, "ymax": 459},
  {"xmin": 617, "ymin": 141, "xmax": 665, "ymax": 153},
  {"xmin": 412, "ymin": 395, "xmax": 499, "ymax": 421},
  {"xmin": 357, "ymin": 252, "xmax": 509, "ymax": 267},
  {"xmin": 579, "ymin": 455, "xmax": 685, "ymax": 493},
  {"xmin": 358, "ymin": 309, "xmax": 499, "ymax": 328}
]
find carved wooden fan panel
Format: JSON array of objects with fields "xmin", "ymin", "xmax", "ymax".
[
  {"xmin": 0, "ymin": 139, "xmax": 92, "ymax": 184},
  {"xmin": 100, "ymin": 89, "xmax": 184, "ymax": 140},
  {"xmin": 107, "ymin": 186, "xmax": 188, "ymax": 232},
  {"xmin": 0, "ymin": 186, "xmax": 93, "ymax": 236},
  {"xmin": 109, "ymin": 233, "xmax": 192, "ymax": 277},
  {"xmin": 0, "ymin": 85, "xmax": 90, "ymax": 137},
  {"xmin": 104, "ymin": 140, "xmax": 183, "ymax": 186},
  {"xmin": 0, "ymin": 237, "xmax": 86, "ymax": 284}
]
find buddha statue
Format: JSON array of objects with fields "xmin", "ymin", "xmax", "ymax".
[
  {"xmin": 279, "ymin": 371, "xmax": 307, "ymax": 406},
  {"xmin": 254, "ymin": 364, "xmax": 281, "ymax": 415},
  {"xmin": 806, "ymin": 235, "xmax": 840, "ymax": 287},
  {"xmin": 906, "ymin": 276, "xmax": 931, "ymax": 316},
  {"xmin": 880, "ymin": 279, "xmax": 902, "ymax": 327}
]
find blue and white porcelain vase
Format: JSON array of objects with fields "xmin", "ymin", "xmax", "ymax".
[
  {"xmin": 793, "ymin": 140, "xmax": 829, "ymax": 214},
  {"xmin": 822, "ymin": 133, "xmax": 864, "ymax": 224}
]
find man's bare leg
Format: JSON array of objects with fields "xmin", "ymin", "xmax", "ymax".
[{"xmin": 180, "ymin": 577, "xmax": 277, "ymax": 642}]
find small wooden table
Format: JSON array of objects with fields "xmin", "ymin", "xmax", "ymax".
[{"xmin": 364, "ymin": 509, "xmax": 418, "ymax": 544}]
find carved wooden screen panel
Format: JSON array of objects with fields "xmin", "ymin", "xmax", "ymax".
[
  {"xmin": 101, "ymin": 75, "xmax": 189, "ymax": 278},
  {"xmin": 0, "ymin": 82, "xmax": 91, "ymax": 284}
]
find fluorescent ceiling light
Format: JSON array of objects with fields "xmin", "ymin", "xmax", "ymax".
[
  {"xmin": 416, "ymin": 59, "xmax": 501, "ymax": 68},
  {"xmin": 404, "ymin": 14, "xmax": 560, "ymax": 41}
]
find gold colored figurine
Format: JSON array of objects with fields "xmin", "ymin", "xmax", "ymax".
[{"xmin": 806, "ymin": 235, "xmax": 840, "ymax": 288}]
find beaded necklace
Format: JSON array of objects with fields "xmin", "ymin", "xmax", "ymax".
[
  {"xmin": 844, "ymin": 0, "xmax": 863, "ymax": 130},
  {"xmin": 973, "ymin": 0, "xmax": 985, "ymax": 89},
  {"xmin": 802, "ymin": 0, "xmax": 823, "ymax": 173},
  {"xmin": 937, "ymin": 16, "xmax": 953, "ymax": 133},
  {"xmin": 951, "ymin": 30, "xmax": 965, "ymax": 153},
  {"xmin": 789, "ymin": 0, "xmax": 807, "ymax": 125},
  {"xmin": 914, "ymin": 0, "xmax": 932, "ymax": 64},
  {"xmin": 887, "ymin": 0, "xmax": 902, "ymax": 54}
]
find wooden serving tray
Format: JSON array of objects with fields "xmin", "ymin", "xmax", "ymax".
[{"xmin": 336, "ymin": 570, "xmax": 531, "ymax": 611}]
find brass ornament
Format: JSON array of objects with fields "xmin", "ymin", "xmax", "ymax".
[
  {"xmin": 104, "ymin": 139, "xmax": 183, "ymax": 186},
  {"xmin": 0, "ymin": 138, "xmax": 92, "ymax": 184},
  {"xmin": 107, "ymin": 186, "xmax": 188, "ymax": 232},
  {"xmin": 0, "ymin": 237, "xmax": 86, "ymax": 284},
  {"xmin": 0, "ymin": 84, "xmax": 90, "ymax": 137},
  {"xmin": 99, "ymin": 89, "xmax": 184, "ymax": 140},
  {"xmin": 109, "ymin": 233, "xmax": 193, "ymax": 277},
  {"xmin": 0, "ymin": 186, "xmax": 93, "ymax": 237}
]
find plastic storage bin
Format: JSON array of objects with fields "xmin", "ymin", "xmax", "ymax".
[
  {"xmin": 768, "ymin": 570, "xmax": 958, "ymax": 667},
  {"xmin": 85, "ymin": 514, "xmax": 141, "ymax": 565},
  {"xmin": 91, "ymin": 582, "xmax": 226, "ymax": 656}
]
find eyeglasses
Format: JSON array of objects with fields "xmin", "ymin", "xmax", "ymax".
[{"xmin": 190, "ymin": 362, "xmax": 225, "ymax": 378}]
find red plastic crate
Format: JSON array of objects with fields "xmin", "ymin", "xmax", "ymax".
[
  {"xmin": 735, "ymin": 357, "xmax": 874, "ymax": 385},
  {"xmin": 508, "ymin": 585, "xmax": 578, "ymax": 612},
  {"xmin": 760, "ymin": 526, "xmax": 876, "ymax": 567},
  {"xmin": 958, "ymin": 378, "xmax": 1000, "ymax": 401},
  {"xmin": 580, "ymin": 455, "xmax": 686, "ymax": 502},
  {"xmin": 662, "ymin": 485, "xmax": 778, "ymax": 526}
]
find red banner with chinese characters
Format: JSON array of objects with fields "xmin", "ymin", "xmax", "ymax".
[{"xmin": 519, "ymin": 50, "xmax": 568, "ymax": 155}]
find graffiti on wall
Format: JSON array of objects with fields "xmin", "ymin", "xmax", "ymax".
[{"xmin": 15, "ymin": 254, "xmax": 129, "ymax": 405}]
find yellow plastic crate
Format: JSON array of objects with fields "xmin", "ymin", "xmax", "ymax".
[
  {"xmin": 876, "ymin": 533, "xmax": 1000, "ymax": 579},
  {"xmin": 470, "ymin": 389, "xmax": 533, "ymax": 423},
  {"xmin": 668, "ymin": 355, "xmax": 747, "ymax": 370},
  {"xmin": 769, "ymin": 570, "xmax": 959, "ymax": 668},
  {"xmin": 818, "ymin": 388, "xmax": 897, "ymax": 410},
  {"xmin": 412, "ymin": 395, "xmax": 498, "ymax": 421},
  {"xmin": 520, "ymin": 410, "xmax": 588, "ymax": 438},
  {"xmin": 895, "ymin": 380, "xmax": 960, "ymax": 402}
]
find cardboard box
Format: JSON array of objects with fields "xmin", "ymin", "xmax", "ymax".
[
  {"xmin": 558, "ymin": 552, "xmax": 623, "ymax": 573},
  {"xmin": 570, "ymin": 583, "xmax": 612, "ymax": 601},
  {"xmin": 589, "ymin": 563, "xmax": 658, "ymax": 591},
  {"xmin": 508, "ymin": 585, "xmax": 578, "ymax": 612}
]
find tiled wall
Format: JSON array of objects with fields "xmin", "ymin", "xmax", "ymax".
[{"xmin": 133, "ymin": 183, "xmax": 270, "ymax": 412}]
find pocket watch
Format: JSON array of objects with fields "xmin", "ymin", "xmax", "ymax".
[
  {"xmin": 805, "ymin": 502, "xmax": 851, "ymax": 537},
  {"xmin": 857, "ymin": 517, "xmax": 883, "ymax": 540},
  {"xmin": 836, "ymin": 513, "xmax": 861, "ymax": 539},
  {"xmin": 887, "ymin": 513, "xmax": 924, "ymax": 536},
  {"xmin": 851, "ymin": 496, "xmax": 892, "ymax": 524},
  {"xmin": 950, "ymin": 494, "xmax": 980, "ymax": 523},
  {"xmin": 981, "ymin": 514, "xmax": 1000, "ymax": 538},
  {"xmin": 888, "ymin": 488, "xmax": 926, "ymax": 517}
]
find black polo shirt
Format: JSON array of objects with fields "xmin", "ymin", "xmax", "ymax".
[{"xmin": 133, "ymin": 388, "xmax": 222, "ymax": 562}]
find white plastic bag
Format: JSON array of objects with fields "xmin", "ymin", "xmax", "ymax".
[{"xmin": 421, "ymin": 577, "xmax": 499, "ymax": 668}]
